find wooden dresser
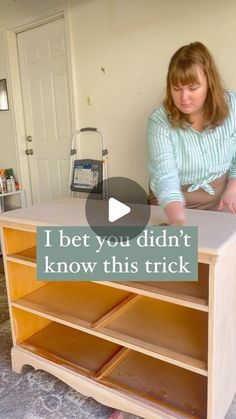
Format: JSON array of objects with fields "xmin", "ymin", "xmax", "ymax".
[{"xmin": 0, "ymin": 198, "xmax": 236, "ymax": 419}]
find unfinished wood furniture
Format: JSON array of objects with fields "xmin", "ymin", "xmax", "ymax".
[{"xmin": 0, "ymin": 198, "xmax": 236, "ymax": 419}]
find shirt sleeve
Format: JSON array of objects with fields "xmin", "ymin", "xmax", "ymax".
[
  {"xmin": 229, "ymin": 154, "xmax": 236, "ymax": 178},
  {"xmin": 227, "ymin": 93, "xmax": 236, "ymax": 178},
  {"xmin": 147, "ymin": 110, "xmax": 185, "ymax": 207}
]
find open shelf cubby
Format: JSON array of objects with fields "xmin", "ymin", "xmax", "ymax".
[
  {"xmin": 100, "ymin": 262, "xmax": 209, "ymax": 311},
  {"xmin": 13, "ymin": 308, "xmax": 207, "ymax": 419},
  {"xmin": 3, "ymin": 227, "xmax": 36, "ymax": 255},
  {"xmin": 11, "ymin": 278, "xmax": 208, "ymax": 375}
]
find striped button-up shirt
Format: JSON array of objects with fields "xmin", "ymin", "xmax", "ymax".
[{"xmin": 147, "ymin": 92, "xmax": 236, "ymax": 207}]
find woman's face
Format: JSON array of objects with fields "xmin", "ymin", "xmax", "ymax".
[{"xmin": 170, "ymin": 65, "xmax": 208, "ymax": 119}]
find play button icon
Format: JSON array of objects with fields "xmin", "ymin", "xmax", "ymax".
[
  {"xmin": 85, "ymin": 176, "xmax": 151, "ymax": 241},
  {"xmin": 108, "ymin": 198, "xmax": 131, "ymax": 222}
]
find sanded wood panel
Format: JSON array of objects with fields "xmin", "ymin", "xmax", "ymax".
[{"xmin": 207, "ymin": 243, "xmax": 236, "ymax": 419}]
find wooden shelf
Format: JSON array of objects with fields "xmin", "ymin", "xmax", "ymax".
[
  {"xmin": 98, "ymin": 296, "xmax": 208, "ymax": 376},
  {"xmin": 5, "ymin": 243, "xmax": 208, "ymax": 310},
  {"xmin": 18, "ymin": 319, "xmax": 207, "ymax": 419},
  {"xmin": 6, "ymin": 246, "xmax": 36, "ymax": 266},
  {"xmin": 97, "ymin": 263, "xmax": 209, "ymax": 312},
  {"xmin": 12, "ymin": 281, "xmax": 208, "ymax": 375},
  {"xmin": 13, "ymin": 281, "xmax": 130, "ymax": 324},
  {"xmin": 100, "ymin": 350, "xmax": 207, "ymax": 419},
  {"xmin": 19, "ymin": 321, "xmax": 122, "ymax": 377}
]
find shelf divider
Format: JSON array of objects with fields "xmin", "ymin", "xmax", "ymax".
[
  {"xmin": 6, "ymin": 246, "xmax": 36, "ymax": 267},
  {"xmin": 92, "ymin": 294, "xmax": 142, "ymax": 329},
  {"xmin": 95, "ymin": 347, "xmax": 131, "ymax": 380}
]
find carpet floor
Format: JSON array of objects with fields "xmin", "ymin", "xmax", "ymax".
[{"xmin": 0, "ymin": 272, "xmax": 9, "ymax": 324}]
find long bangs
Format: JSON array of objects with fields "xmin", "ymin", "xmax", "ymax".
[
  {"xmin": 169, "ymin": 61, "xmax": 202, "ymax": 87},
  {"xmin": 164, "ymin": 42, "xmax": 229, "ymax": 128}
]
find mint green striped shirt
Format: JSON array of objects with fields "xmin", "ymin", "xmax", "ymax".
[{"xmin": 147, "ymin": 92, "xmax": 236, "ymax": 207}]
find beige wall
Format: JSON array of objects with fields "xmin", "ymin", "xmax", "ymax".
[
  {"xmin": 1, "ymin": 0, "xmax": 236, "ymax": 192},
  {"xmin": 0, "ymin": 21, "xmax": 18, "ymax": 173},
  {"xmin": 0, "ymin": 0, "xmax": 64, "ymax": 180}
]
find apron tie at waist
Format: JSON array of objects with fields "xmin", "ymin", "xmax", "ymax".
[
  {"xmin": 148, "ymin": 172, "xmax": 228, "ymax": 209},
  {"xmin": 187, "ymin": 180, "xmax": 215, "ymax": 195}
]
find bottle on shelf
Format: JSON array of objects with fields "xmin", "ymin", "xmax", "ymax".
[
  {"xmin": 5, "ymin": 168, "xmax": 16, "ymax": 193},
  {"xmin": 0, "ymin": 169, "xmax": 7, "ymax": 194},
  {"xmin": 6, "ymin": 176, "xmax": 16, "ymax": 193}
]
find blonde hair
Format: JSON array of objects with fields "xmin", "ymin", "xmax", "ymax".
[{"xmin": 164, "ymin": 42, "xmax": 229, "ymax": 128}]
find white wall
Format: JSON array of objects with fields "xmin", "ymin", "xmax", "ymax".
[{"xmin": 1, "ymin": 0, "xmax": 236, "ymax": 193}]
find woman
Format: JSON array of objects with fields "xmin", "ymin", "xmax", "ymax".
[
  {"xmin": 108, "ymin": 42, "xmax": 235, "ymax": 419},
  {"xmin": 147, "ymin": 42, "xmax": 236, "ymax": 225}
]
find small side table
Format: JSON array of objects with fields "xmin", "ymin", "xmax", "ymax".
[{"xmin": 0, "ymin": 190, "xmax": 27, "ymax": 213}]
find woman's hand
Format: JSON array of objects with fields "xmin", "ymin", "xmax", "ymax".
[
  {"xmin": 218, "ymin": 192, "xmax": 236, "ymax": 213},
  {"xmin": 218, "ymin": 178, "xmax": 236, "ymax": 213},
  {"xmin": 164, "ymin": 201, "xmax": 186, "ymax": 226}
]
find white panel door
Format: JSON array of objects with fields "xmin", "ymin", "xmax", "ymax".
[{"xmin": 17, "ymin": 18, "xmax": 72, "ymax": 204}]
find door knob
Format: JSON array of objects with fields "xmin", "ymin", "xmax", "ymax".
[
  {"xmin": 25, "ymin": 149, "xmax": 34, "ymax": 155},
  {"xmin": 26, "ymin": 135, "xmax": 33, "ymax": 142}
]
